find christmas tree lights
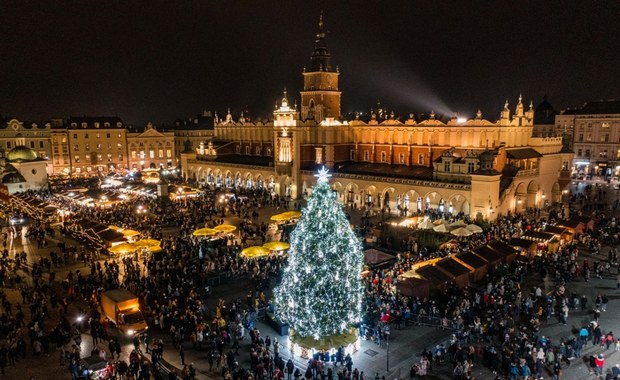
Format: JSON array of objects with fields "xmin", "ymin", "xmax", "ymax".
[{"xmin": 275, "ymin": 167, "xmax": 364, "ymax": 340}]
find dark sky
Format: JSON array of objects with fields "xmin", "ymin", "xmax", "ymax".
[{"xmin": 1, "ymin": 1, "xmax": 619, "ymax": 125}]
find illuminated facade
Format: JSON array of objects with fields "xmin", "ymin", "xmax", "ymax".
[
  {"xmin": 556, "ymin": 100, "xmax": 620, "ymax": 177},
  {"xmin": 127, "ymin": 122, "xmax": 175, "ymax": 170},
  {"xmin": 52, "ymin": 117, "xmax": 128, "ymax": 175},
  {"xmin": 181, "ymin": 16, "xmax": 572, "ymax": 220},
  {"xmin": 0, "ymin": 119, "xmax": 54, "ymax": 174}
]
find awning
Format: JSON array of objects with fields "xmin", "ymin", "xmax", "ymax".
[{"xmin": 506, "ymin": 148, "xmax": 542, "ymax": 159}]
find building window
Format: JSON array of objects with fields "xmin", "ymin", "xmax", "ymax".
[
  {"xmin": 117, "ymin": 133, "xmax": 122, "ymax": 138},
  {"xmin": 577, "ymin": 149, "xmax": 582, "ymax": 157},
  {"xmin": 468, "ymin": 162, "xmax": 475, "ymax": 173},
  {"xmin": 6, "ymin": 142, "xmax": 11, "ymax": 149},
  {"xmin": 585, "ymin": 149, "xmax": 590, "ymax": 157},
  {"xmin": 158, "ymin": 149, "xmax": 164, "ymax": 158},
  {"xmin": 578, "ymin": 134, "xmax": 583, "ymax": 142},
  {"xmin": 600, "ymin": 150, "xmax": 608, "ymax": 158},
  {"xmin": 84, "ymin": 133, "xmax": 89, "ymax": 139},
  {"xmin": 96, "ymin": 143, "xmax": 101, "ymax": 150},
  {"xmin": 256, "ymin": 146, "xmax": 261, "ymax": 155},
  {"xmin": 364, "ymin": 151, "xmax": 369, "ymax": 161},
  {"xmin": 117, "ymin": 143, "xmax": 122, "ymax": 149},
  {"xmin": 96, "ymin": 133, "xmax": 100, "ymax": 139},
  {"xmin": 73, "ymin": 134, "xmax": 77, "ymax": 139},
  {"xmin": 418, "ymin": 154, "xmax": 424, "ymax": 165},
  {"xmin": 131, "ymin": 151, "xmax": 137, "ymax": 158},
  {"xmin": 399, "ymin": 153, "xmax": 405, "ymax": 164},
  {"xmin": 602, "ymin": 122, "xmax": 610, "ymax": 128},
  {"xmin": 603, "ymin": 134, "xmax": 609, "ymax": 142},
  {"xmin": 39, "ymin": 151, "xmax": 45, "ymax": 158},
  {"xmin": 118, "ymin": 154, "xmax": 123, "ymax": 161},
  {"xmin": 94, "ymin": 122, "xmax": 100, "ymax": 128},
  {"xmin": 245, "ymin": 146, "xmax": 250, "ymax": 155},
  {"xmin": 315, "ymin": 147, "xmax": 323, "ymax": 164},
  {"xmin": 107, "ymin": 153, "xmax": 112, "ymax": 161},
  {"xmin": 106, "ymin": 133, "xmax": 111, "ymax": 138},
  {"xmin": 39, "ymin": 141, "xmax": 44, "ymax": 148},
  {"xmin": 586, "ymin": 134, "xmax": 592, "ymax": 142},
  {"xmin": 562, "ymin": 161, "xmax": 569, "ymax": 171},
  {"xmin": 75, "ymin": 156, "xmax": 80, "ymax": 163},
  {"xmin": 166, "ymin": 149, "xmax": 172, "ymax": 158},
  {"xmin": 30, "ymin": 141, "xmax": 35, "ymax": 148},
  {"xmin": 350, "ymin": 149, "xmax": 356, "ymax": 160},
  {"xmin": 97, "ymin": 154, "xmax": 102, "ymax": 162},
  {"xmin": 85, "ymin": 143, "xmax": 90, "ymax": 151},
  {"xmin": 380, "ymin": 151, "xmax": 387, "ymax": 162},
  {"xmin": 235, "ymin": 145, "xmax": 241, "ymax": 154},
  {"xmin": 444, "ymin": 161, "xmax": 451, "ymax": 172},
  {"xmin": 149, "ymin": 150, "xmax": 155, "ymax": 159}
]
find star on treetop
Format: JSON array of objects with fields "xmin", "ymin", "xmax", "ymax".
[{"xmin": 314, "ymin": 166, "xmax": 332, "ymax": 183}]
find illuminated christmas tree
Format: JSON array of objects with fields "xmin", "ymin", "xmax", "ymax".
[{"xmin": 275, "ymin": 167, "xmax": 364, "ymax": 340}]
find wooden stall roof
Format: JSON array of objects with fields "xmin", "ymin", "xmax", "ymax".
[
  {"xmin": 488, "ymin": 241, "xmax": 519, "ymax": 256},
  {"xmin": 417, "ymin": 265, "xmax": 452, "ymax": 285},
  {"xmin": 522, "ymin": 230, "xmax": 555, "ymax": 241},
  {"xmin": 507, "ymin": 238, "xmax": 538, "ymax": 250},
  {"xmin": 96, "ymin": 229, "xmax": 125, "ymax": 243},
  {"xmin": 456, "ymin": 253, "xmax": 488, "ymax": 269},
  {"xmin": 395, "ymin": 277, "xmax": 430, "ymax": 298},
  {"xmin": 544, "ymin": 225, "xmax": 567, "ymax": 235},
  {"xmin": 364, "ymin": 248, "xmax": 396, "ymax": 267},
  {"xmin": 473, "ymin": 246, "xmax": 504, "ymax": 263},
  {"xmin": 558, "ymin": 219, "xmax": 584, "ymax": 229},
  {"xmin": 436, "ymin": 257, "xmax": 471, "ymax": 277}
]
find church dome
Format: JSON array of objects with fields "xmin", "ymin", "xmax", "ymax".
[
  {"xmin": 2, "ymin": 172, "xmax": 26, "ymax": 184},
  {"xmin": 7, "ymin": 145, "xmax": 38, "ymax": 161}
]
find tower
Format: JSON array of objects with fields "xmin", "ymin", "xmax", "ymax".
[{"xmin": 300, "ymin": 13, "xmax": 342, "ymax": 121}]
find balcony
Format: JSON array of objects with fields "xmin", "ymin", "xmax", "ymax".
[{"xmin": 515, "ymin": 168, "xmax": 539, "ymax": 177}]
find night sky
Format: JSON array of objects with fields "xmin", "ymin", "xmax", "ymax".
[{"xmin": 1, "ymin": 1, "xmax": 619, "ymax": 126}]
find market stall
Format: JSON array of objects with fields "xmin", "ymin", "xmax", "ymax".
[
  {"xmin": 435, "ymin": 257, "xmax": 471, "ymax": 288},
  {"xmin": 395, "ymin": 277, "xmax": 430, "ymax": 298},
  {"xmin": 488, "ymin": 241, "xmax": 518, "ymax": 264},
  {"xmin": 455, "ymin": 253, "xmax": 489, "ymax": 282}
]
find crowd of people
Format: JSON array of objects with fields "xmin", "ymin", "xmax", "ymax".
[{"xmin": 0, "ymin": 177, "xmax": 619, "ymax": 380}]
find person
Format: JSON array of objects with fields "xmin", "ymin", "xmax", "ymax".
[
  {"xmin": 179, "ymin": 346, "xmax": 185, "ymax": 366},
  {"xmin": 286, "ymin": 359, "xmax": 294, "ymax": 380},
  {"xmin": 594, "ymin": 354, "xmax": 605, "ymax": 376},
  {"xmin": 552, "ymin": 360, "xmax": 562, "ymax": 380}
]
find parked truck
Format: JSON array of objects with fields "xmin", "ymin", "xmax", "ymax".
[{"xmin": 101, "ymin": 288, "xmax": 147, "ymax": 336}]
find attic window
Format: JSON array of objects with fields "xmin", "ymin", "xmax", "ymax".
[
  {"xmin": 94, "ymin": 122, "xmax": 100, "ymax": 128},
  {"xmin": 104, "ymin": 122, "xmax": 110, "ymax": 127},
  {"xmin": 71, "ymin": 123, "xmax": 77, "ymax": 127},
  {"xmin": 116, "ymin": 122, "xmax": 122, "ymax": 127},
  {"xmin": 81, "ymin": 122, "xmax": 87, "ymax": 128}
]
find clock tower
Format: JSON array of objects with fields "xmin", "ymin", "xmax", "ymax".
[{"xmin": 300, "ymin": 13, "xmax": 341, "ymax": 122}]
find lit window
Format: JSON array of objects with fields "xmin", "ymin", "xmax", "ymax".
[
  {"xmin": 166, "ymin": 149, "xmax": 172, "ymax": 158},
  {"xmin": 418, "ymin": 154, "xmax": 424, "ymax": 165},
  {"xmin": 399, "ymin": 153, "xmax": 405, "ymax": 164},
  {"xmin": 380, "ymin": 151, "xmax": 387, "ymax": 162},
  {"xmin": 149, "ymin": 150, "xmax": 155, "ymax": 159}
]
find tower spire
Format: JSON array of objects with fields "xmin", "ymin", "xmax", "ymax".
[{"xmin": 310, "ymin": 11, "xmax": 332, "ymax": 72}]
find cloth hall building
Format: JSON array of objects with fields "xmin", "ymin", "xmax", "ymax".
[{"xmin": 181, "ymin": 17, "xmax": 572, "ymax": 220}]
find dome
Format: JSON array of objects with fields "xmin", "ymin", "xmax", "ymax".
[
  {"xmin": 2, "ymin": 172, "xmax": 26, "ymax": 184},
  {"xmin": 7, "ymin": 145, "xmax": 38, "ymax": 161}
]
